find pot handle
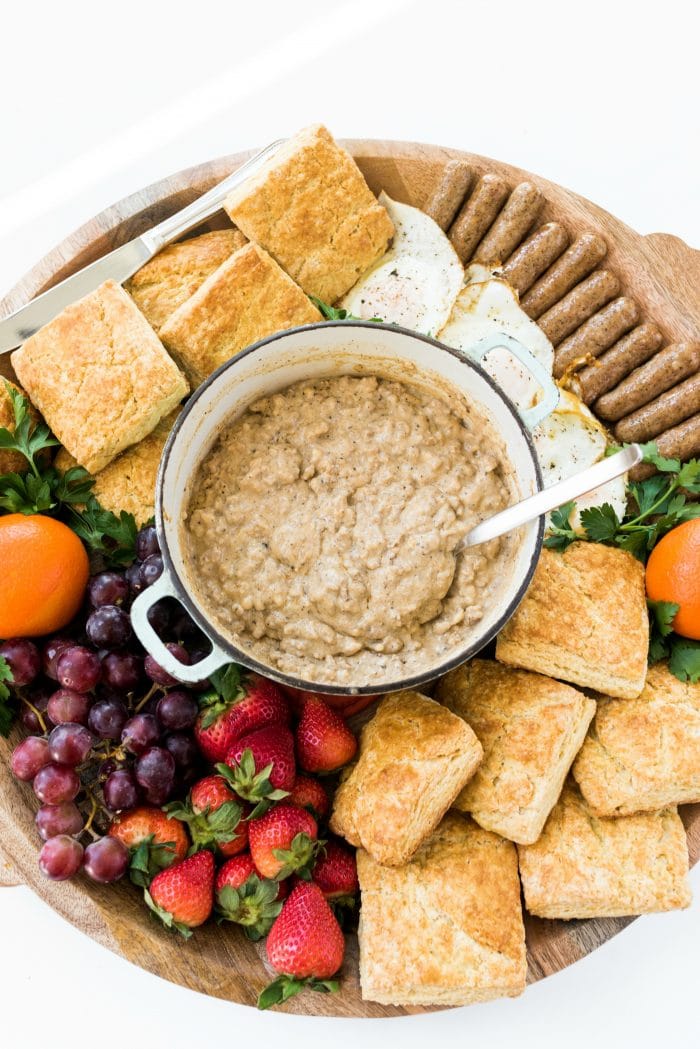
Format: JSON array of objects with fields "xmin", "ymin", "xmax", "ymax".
[
  {"xmin": 467, "ymin": 332, "xmax": 560, "ymax": 430},
  {"xmin": 130, "ymin": 573, "xmax": 231, "ymax": 684}
]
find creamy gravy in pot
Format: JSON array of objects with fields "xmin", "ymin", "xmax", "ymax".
[{"xmin": 184, "ymin": 374, "xmax": 516, "ymax": 686}]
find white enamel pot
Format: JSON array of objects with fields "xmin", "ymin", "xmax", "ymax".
[{"xmin": 130, "ymin": 322, "xmax": 559, "ymax": 695}]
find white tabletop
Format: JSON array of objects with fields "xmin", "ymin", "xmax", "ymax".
[{"xmin": 2, "ymin": 1, "xmax": 699, "ymax": 1046}]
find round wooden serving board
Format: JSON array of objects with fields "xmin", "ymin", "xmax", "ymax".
[{"xmin": 0, "ymin": 140, "xmax": 699, "ymax": 1017}]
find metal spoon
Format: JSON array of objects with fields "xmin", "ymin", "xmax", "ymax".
[{"xmin": 459, "ymin": 443, "xmax": 643, "ymax": 549}]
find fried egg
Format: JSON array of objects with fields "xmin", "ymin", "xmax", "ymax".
[
  {"xmin": 438, "ymin": 265, "xmax": 555, "ymax": 411},
  {"xmin": 339, "ymin": 192, "xmax": 463, "ymax": 334},
  {"xmin": 534, "ymin": 389, "xmax": 628, "ymax": 532}
]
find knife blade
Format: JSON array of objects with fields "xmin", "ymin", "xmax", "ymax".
[{"xmin": 0, "ymin": 138, "xmax": 285, "ymax": 355}]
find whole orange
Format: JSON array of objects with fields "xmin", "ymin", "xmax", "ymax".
[
  {"xmin": 646, "ymin": 519, "xmax": 700, "ymax": 640},
  {"xmin": 0, "ymin": 514, "xmax": 89, "ymax": 638}
]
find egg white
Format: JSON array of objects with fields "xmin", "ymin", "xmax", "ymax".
[{"xmin": 339, "ymin": 192, "xmax": 464, "ymax": 335}]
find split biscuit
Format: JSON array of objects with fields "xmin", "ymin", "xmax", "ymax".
[
  {"xmin": 496, "ymin": 542, "xmax": 648, "ymax": 699},
  {"xmin": 125, "ymin": 229, "xmax": 246, "ymax": 332},
  {"xmin": 518, "ymin": 782, "xmax": 691, "ymax": 919},
  {"xmin": 573, "ymin": 661, "xmax": 700, "ymax": 816},
  {"xmin": 436, "ymin": 659, "xmax": 595, "ymax": 844},
  {"xmin": 11, "ymin": 280, "xmax": 188, "ymax": 473},
  {"xmin": 54, "ymin": 408, "xmax": 180, "ymax": 525},
  {"xmin": 159, "ymin": 242, "xmax": 322, "ymax": 386},
  {"xmin": 330, "ymin": 691, "xmax": 483, "ymax": 867},
  {"xmin": 223, "ymin": 123, "xmax": 394, "ymax": 303},
  {"xmin": 357, "ymin": 812, "xmax": 526, "ymax": 1006}
]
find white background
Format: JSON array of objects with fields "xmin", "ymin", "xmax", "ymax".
[{"xmin": 1, "ymin": 1, "xmax": 699, "ymax": 1046}]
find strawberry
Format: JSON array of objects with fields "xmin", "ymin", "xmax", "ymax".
[
  {"xmin": 164, "ymin": 775, "xmax": 248, "ymax": 857},
  {"xmin": 283, "ymin": 685, "xmax": 378, "ymax": 717},
  {"xmin": 109, "ymin": 805, "xmax": 189, "ymax": 887},
  {"xmin": 312, "ymin": 838, "xmax": 358, "ymax": 907},
  {"xmin": 215, "ymin": 853, "xmax": 285, "ymax": 940},
  {"xmin": 145, "ymin": 849, "xmax": 215, "ymax": 937},
  {"xmin": 248, "ymin": 803, "xmax": 320, "ymax": 880},
  {"xmin": 258, "ymin": 881, "xmax": 344, "ymax": 1009},
  {"xmin": 295, "ymin": 696, "xmax": 357, "ymax": 773},
  {"xmin": 287, "ymin": 774, "xmax": 329, "ymax": 820},
  {"xmin": 218, "ymin": 724, "xmax": 295, "ymax": 816},
  {"xmin": 194, "ymin": 665, "xmax": 290, "ymax": 763}
]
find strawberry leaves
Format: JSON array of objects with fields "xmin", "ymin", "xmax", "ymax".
[
  {"xmin": 128, "ymin": 834, "xmax": 181, "ymax": 888},
  {"xmin": 216, "ymin": 751, "xmax": 289, "ymax": 818},
  {"xmin": 198, "ymin": 664, "xmax": 245, "ymax": 728},
  {"xmin": 271, "ymin": 831, "xmax": 322, "ymax": 881},
  {"xmin": 257, "ymin": 974, "xmax": 339, "ymax": 1010},
  {"xmin": 216, "ymin": 875, "xmax": 283, "ymax": 940},
  {"xmin": 164, "ymin": 797, "xmax": 244, "ymax": 854},
  {"xmin": 143, "ymin": 889, "xmax": 194, "ymax": 939}
]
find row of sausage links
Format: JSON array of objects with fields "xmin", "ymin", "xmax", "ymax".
[{"xmin": 423, "ymin": 162, "xmax": 700, "ymax": 462}]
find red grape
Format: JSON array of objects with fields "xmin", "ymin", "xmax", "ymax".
[
  {"xmin": 47, "ymin": 688, "xmax": 91, "ymax": 726},
  {"xmin": 39, "ymin": 835, "xmax": 84, "ymax": 880},
  {"xmin": 36, "ymin": 802, "xmax": 84, "ymax": 840},
  {"xmin": 121, "ymin": 713, "xmax": 159, "ymax": 755},
  {"xmin": 140, "ymin": 554, "xmax": 163, "ymax": 588},
  {"xmin": 56, "ymin": 646, "xmax": 101, "ymax": 692},
  {"xmin": 163, "ymin": 731, "xmax": 199, "ymax": 769},
  {"xmin": 156, "ymin": 690, "xmax": 197, "ymax": 731},
  {"xmin": 33, "ymin": 763, "xmax": 80, "ymax": 804},
  {"xmin": 83, "ymin": 836, "xmax": 129, "ymax": 883},
  {"xmin": 126, "ymin": 562, "xmax": 145, "ymax": 598},
  {"xmin": 48, "ymin": 723, "xmax": 94, "ymax": 766},
  {"xmin": 103, "ymin": 769, "xmax": 139, "ymax": 811},
  {"xmin": 88, "ymin": 571, "xmax": 129, "ymax": 608},
  {"xmin": 101, "ymin": 652, "xmax": 143, "ymax": 692},
  {"xmin": 0, "ymin": 638, "xmax": 41, "ymax": 686},
  {"xmin": 42, "ymin": 638, "xmax": 72, "ymax": 680},
  {"xmin": 86, "ymin": 606, "xmax": 132, "ymax": 650},
  {"xmin": 147, "ymin": 598, "xmax": 173, "ymax": 637},
  {"xmin": 88, "ymin": 697, "xmax": 128, "ymax": 740},
  {"xmin": 10, "ymin": 736, "xmax": 50, "ymax": 781},
  {"xmin": 145, "ymin": 643, "xmax": 191, "ymax": 686},
  {"xmin": 20, "ymin": 688, "xmax": 52, "ymax": 732},
  {"xmin": 136, "ymin": 525, "xmax": 160, "ymax": 561},
  {"xmin": 135, "ymin": 746, "xmax": 175, "ymax": 804}
]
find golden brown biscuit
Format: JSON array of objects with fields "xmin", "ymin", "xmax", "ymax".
[
  {"xmin": 436, "ymin": 660, "xmax": 595, "ymax": 844},
  {"xmin": 496, "ymin": 543, "xmax": 648, "ymax": 699},
  {"xmin": 573, "ymin": 662, "xmax": 700, "ymax": 816},
  {"xmin": 125, "ymin": 229, "xmax": 246, "ymax": 332},
  {"xmin": 0, "ymin": 380, "xmax": 40, "ymax": 474},
  {"xmin": 330, "ymin": 691, "xmax": 483, "ymax": 867},
  {"xmin": 357, "ymin": 812, "xmax": 526, "ymax": 1006},
  {"xmin": 159, "ymin": 243, "xmax": 322, "ymax": 386},
  {"xmin": 54, "ymin": 407, "xmax": 180, "ymax": 525},
  {"xmin": 518, "ymin": 782, "xmax": 691, "ymax": 918},
  {"xmin": 223, "ymin": 124, "xmax": 394, "ymax": 303},
  {"xmin": 11, "ymin": 280, "xmax": 188, "ymax": 474}
]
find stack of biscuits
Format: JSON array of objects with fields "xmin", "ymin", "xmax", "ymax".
[
  {"xmin": 330, "ymin": 541, "xmax": 697, "ymax": 1007},
  {"xmin": 9, "ymin": 125, "xmax": 395, "ymax": 522}
]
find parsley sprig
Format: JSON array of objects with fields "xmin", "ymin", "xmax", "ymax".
[
  {"xmin": 0, "ymin": 657, "xmax": 14, "ymax": 737},
  {"xmin": 0, "ymin": 382, "xmax": 138, "ymax": 566},
  {"xmin": 310, "ymin": 297, "xmax": 383, "ymax": 323},
  {"xmin": 544, "ymin": 441, "xmax": 700, "ymax": 683}
]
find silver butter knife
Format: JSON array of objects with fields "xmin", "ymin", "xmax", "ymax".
[{"xmin": 0, "ymin": 139, "xmax": 285, "ymax": 355}]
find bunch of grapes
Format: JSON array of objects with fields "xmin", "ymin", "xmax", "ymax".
[{"xmin": 4, "ymin": 525, "xmax": 209, "ymax": 883}]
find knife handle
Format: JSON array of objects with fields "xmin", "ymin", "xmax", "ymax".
[{"xmin": 142, "ymin": 139, "xmax": 285, "ymax": 254}]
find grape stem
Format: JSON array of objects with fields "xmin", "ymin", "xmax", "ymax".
[
  {"xmin": 20, "ymin": 694, "xmax": 47, "ymax": 734},
  {"xmin": 81, "ymin": 794, "xmax": 100, "ymax": 840},
  {"xmin": 133, "ymin": 682, "xmax": 161, "ymax": 713}
]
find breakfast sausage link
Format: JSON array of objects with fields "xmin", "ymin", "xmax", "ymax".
[
  {"xmin": 474, "ymin": 181, "xmax": 544, "ymax": 265},
  {"xmin": 553, "ymin": 297, "xmax": 640, "ymax": 379},
  {"xmin": 501, "ymin": 222, "xmax": 569, "ymax": 295},
  {"xmin": 595, "ymin": 341, "xmax": 700, "ymax": 421},
  {"xmin": 614, "ymin": 371, "xmax": 700, "ymax": 443},
  {"xmin": 538, "ymin": 270, "xmax": 620, "ymax": 347},
  {"xmin": 448, "ymin": 173, "xmax": 509, "ymax": 262},
  {"xmin": 629, "ymin": 413, "xmax": 700, "ymax": 480},
  {"xmin": 521, "ymin": 233, "xmax": 608, "ymax": 319},
  {"xmin": 423, "ymin": 160, "xmax": 475, "ymax": 231},
  {"xmin": 577, "ymin": 323, "xmax": 663, "ymax": 404}
]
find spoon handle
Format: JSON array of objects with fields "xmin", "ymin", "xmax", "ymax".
[{"xmin": 461, "ymin": 444, "xmax": 643, "ymax": 549}]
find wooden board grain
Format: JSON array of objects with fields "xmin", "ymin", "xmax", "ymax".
[{"xmin": 0, "ymin": 140, "xmax": 699, "ymax": 1016}]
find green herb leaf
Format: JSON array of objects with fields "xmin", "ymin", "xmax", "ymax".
[
  {"xmin": 0, "ymin": 657, "xmax": 14, "ymax": 737},
  {"xmin": 543, "ymin": 501, "xmax": 578, "ymax": 552},
  {"xmin": 580, "ymin": 503, "xmax": 620, "ymax": 543},
  {"xmin": 310, "ymin": 296, "xmax": 383, "ymax": 323},
  {"xmin": 69, "ymin": 496, "xmax": 138, "ymax": 566},
  {"xmin": 0, "ymin": 380, "xmax": 59, "ymax": 468},
  {"xmin": 648, "ymin": 599, "xmax": 680, "ymax": 638},
  {"xmin": 648, "ymin": 633, "xmax": 670, "ymax": 664},
  {"xmin": 638, "ymin": 440, "xmax": 680, "ymax": 473},
  {"xmin": 668, "ymin": 639, "xmax": 700, "ymax": 683}
]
